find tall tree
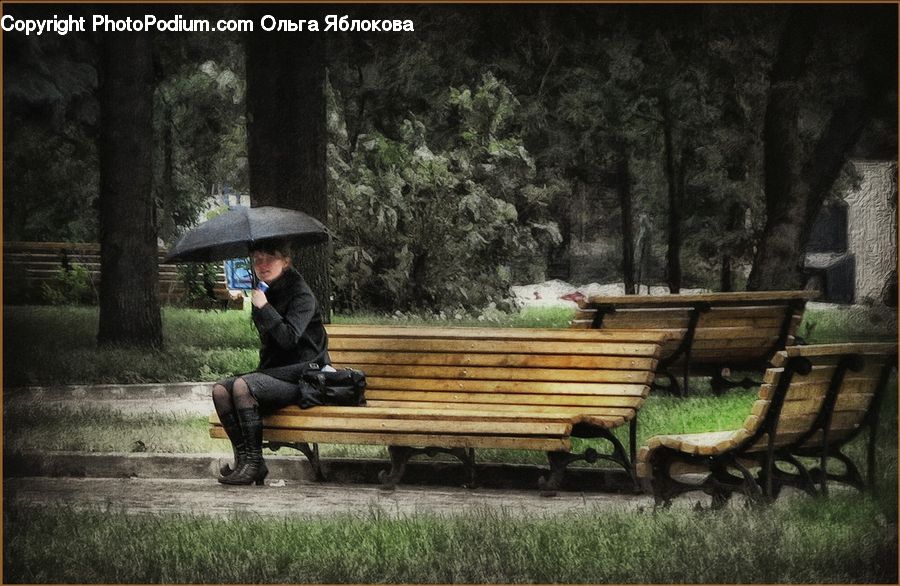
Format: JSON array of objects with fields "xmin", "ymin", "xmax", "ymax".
[
  {"xmin": 96, "ymin": 29, "xmax": 162, "ymax": 347},
  {"xmin": 3, "ymin": 7, "xmax": 100, "ymax": 243},
  {"xmin": 245, "ymin": 7, "xmax": 330, "ymax": 318},
  {"xmin": 748, "ymin": 5, "xmax": 897, "ymax": 290}
]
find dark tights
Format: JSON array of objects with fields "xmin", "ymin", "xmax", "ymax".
[{"xmin": 212, "ymin": 377, "xmax": 258, "ymax": 419}]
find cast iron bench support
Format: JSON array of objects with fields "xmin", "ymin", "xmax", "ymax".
[
  {"xmin": 655, "ymin": 302, "xmax": 711, "ymax": 396},
  {"xmin": 711, "ymin": 299, "xmax": 809, "ymax": 394},
  {"xmin": 378, "ymin": 446, "xmax": 477, "ymax": 490},
  {"xmin": 538, "ymin": 419, "xmax": 639, "ymax": 497},
  {"xmin": 267, "ymin": 441, "xmax": 325, "ymax": 481}
]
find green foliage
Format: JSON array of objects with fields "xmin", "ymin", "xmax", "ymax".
[
  {"xmin": 176, "ymin": 262, "xmax": 221, "ymax": 308},
  {"xmin": 153, "ymin": 51, "xmax": 248, "ymax": 244},
  {"xmin": 5, "ymin": 108, "xmax": 99, "ymax": 243},
  {"xmin": 328, "ymin": 73, "xmax": 563, "ymax": 313},
  {"xmin": 39, "ymin": 263, "xmax": 96, "ymax": 306}
]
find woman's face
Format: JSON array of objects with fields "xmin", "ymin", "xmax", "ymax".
[{"xmin": 252, "ymin": 251, "xmax": 290, "ymax": 284}]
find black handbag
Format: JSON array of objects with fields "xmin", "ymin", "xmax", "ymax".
[{"xmin": 297, "ymin": 363, "xmax": 367, "ymax": 409}]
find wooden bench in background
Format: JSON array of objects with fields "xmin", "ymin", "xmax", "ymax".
[
  {"xmin": 571, "ymin": 290, "xmax": 819, "ymax": 395},
  {"xmin": 4, "ymin": 241, "xmax": 241, "ymax": 308},
  {"xmin": 636, "ymin": 342, "xmax": 896, "ymax": 506},
  {"xmin": 211, "ymin": 324, "xmax": 666, "ymax": 494}
]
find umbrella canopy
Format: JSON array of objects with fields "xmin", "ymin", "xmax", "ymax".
[{"xmin": 163, "ymin": 206, "xmax": 329, "ymax": 263}]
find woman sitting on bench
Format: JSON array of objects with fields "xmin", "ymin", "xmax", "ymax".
[{"xmin": 212, "ymin": 239, "xmax": 330, "ymax": 486}]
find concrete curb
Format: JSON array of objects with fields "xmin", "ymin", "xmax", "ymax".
[
  {"xmin": 6, "ymin": 382, "xmax": 212, "ymax": 401},
  {"xmin": 5, "ymin": 450, "xmax": 636, "ymax": 493}
]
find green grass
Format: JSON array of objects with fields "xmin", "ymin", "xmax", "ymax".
[
  {"xmin": 3, "ymin": 305, "xmax": 575, "ymax": 386},
  {"xmin": 5, "ymin": 494, "xmax": 897, "ymax": 583},
  {"xmin": 800, "ymin": 303, "xmax": 897, "ymax": 344},
  {"xmin": 4, "ymin": 303, "xmax": 894, "ymax": 386}
]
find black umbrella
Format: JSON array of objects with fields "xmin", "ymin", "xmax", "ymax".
[{"xmin": 163, "ymin": 206, "xmax": 330, "ymax": 263}]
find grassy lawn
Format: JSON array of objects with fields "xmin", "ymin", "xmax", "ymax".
[
  {"xmin": 2, "ymin": 305, "xmax": 576, "ymax": 386},
  {"xmin": 3, "ymin": 303, "xmax": 895, "ymax": 387},
  {"xmin": 5, "ymin": 493, "xmax": 897, "ymax": 584},
  {"xmin": 3, "ymin": 302, "xmax": 897, "ymax": 583}
]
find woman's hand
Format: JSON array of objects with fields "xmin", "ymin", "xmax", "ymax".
[{"xmin": 251, "ymin": 289, "xmax": 268, "ymax": 309}]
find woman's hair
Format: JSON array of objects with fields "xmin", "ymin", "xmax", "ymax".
[{"xmin": 249, "ymin": 239, "xmax": 292, "ymax": 260}]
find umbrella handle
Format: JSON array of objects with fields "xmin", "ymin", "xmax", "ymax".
[{"xmin": 250, "ymin": 261, "xmax": 260, "ymax": 289}]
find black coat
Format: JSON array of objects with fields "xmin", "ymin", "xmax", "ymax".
[{"xmin": 252, "ymin": 267, "xmax": 330, "ymax": 382}]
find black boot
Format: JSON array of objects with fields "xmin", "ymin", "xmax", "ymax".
[
  {"xmin": 219, "ymin": 407, "xmax": 268, "ymax": 486},
  {"xmin": 217, "ymin": 411, "xmax": 246, "ymax": 478}
]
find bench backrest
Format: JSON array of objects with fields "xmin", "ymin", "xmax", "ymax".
[
  {"xmin": 325, "ymin": 325, "xmax": 665, "ymax": 427},
  {"xmin": 740, "ymin": 343, "xmax": 896, "ymax": 452},
  {"xmin": 571, "ymin": 290, "xmax": 818, "ymax": 367},
  {"xmin": 4, "ymin": 240, "xmax": 231, "ymax": 304}
]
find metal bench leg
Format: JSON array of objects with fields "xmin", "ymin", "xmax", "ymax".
[
  {"xmin": 652, "ymin": 371, "xmax": 682, "ymax": 396},
  {"xmin": 711, "ymin": 368, "xmax": 760, "ymax": 395},
  {"xmin": 539, "ymin": 451, "xmax": 579, "ymax": 497},
  {"xmin": 378, "ymin": 446, "xmax": 413, "ymax": 490},
  {"xmin": 768, "ymin": 454, "xmax": 819, "ymax": 497},
  {"xmin": 378, "ymin": 446, "xmax": 478, "ymax": 491},
  {"xmin": 267, "ymin": 441, "xmax": 326, "ymax": 481},
  {"xmin": 296, "ymin": 442, "xmax": 325, "ymax": 481},
  {"xmin": 539, "ymin": 428, "xmax": 639, "ymax": 497}
]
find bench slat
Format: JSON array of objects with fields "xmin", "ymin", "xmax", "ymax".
[
  {"xmin": 366, "ymin": 400, "xmax": 636, "ymax": 418},
  {"xmin": 259, "ymin": 415, "xmax": 573, "ymax": 436},
  {"xmin": 763, "ymin": 362, "xmax": 887, "ymax": 385},
  {"xmin": 771, "ymin": 344, "xmax": 898, "ymax": 366},
  {"xmin": 367, "ymin": 389, "xmax": 645, "ymax": 409},
  {"xmin": 366, "ymin": 377, "xmax": 650, "ymax": 396},
  {"xmin": 332, "ymin": 351, "xmax": 656, "ymax": 371},
  {"xmin": 328, "ymin": 324, "xmax": 667, "ymax": 343},
  {"xmin": 760, "ymin": 377, "xmax": 888, "ymax": 400},
  {"xmin": 359, "ymin": 364, "xmax": 654, "ymax": 384},
  {"xmin": 583, "ymin": 290, "xmax": 817, "ymax": 307},
  {"xmin": 328, "ymin": 337, "xmax": 661, "ymax": 357},
  {"xmin": 210, "ymin": 425, "xmax": 571, "ymax": 452},
  {"xmin": 213, "ymin": 405, "xmax": 576, "ymax": 423}
]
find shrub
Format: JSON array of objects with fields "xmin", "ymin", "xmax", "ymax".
[
  {"xmin": 177, "ymin": 262, "xmax": 221, "ymax": 308},
  {"xmin": 39, "ymin": 263, "xmax": 96, "ymax": 305},
  {"xmin": 328, "ymin": 73, "xmax": 564, "ymax": 313}
]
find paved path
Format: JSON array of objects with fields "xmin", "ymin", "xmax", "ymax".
[
  {"xmin": 6, "ymin": 382, "xmax": 211, "ymax": 415},
  {"xmin": 5, "ymin": 476, "xmax": 660, "ymax": 518},
  {"xmin": 2, "ymin": 382, "xmax": 728, "ymax": 517}
]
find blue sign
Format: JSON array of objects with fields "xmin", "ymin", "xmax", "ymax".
[{"xmin": 224, "ymin": 258, "xmax": 253, "ymax": 290}]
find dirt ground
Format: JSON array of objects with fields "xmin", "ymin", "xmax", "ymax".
[{"xmin": 5, "ymin": 476, "xmax": 659, "ymax": 518}]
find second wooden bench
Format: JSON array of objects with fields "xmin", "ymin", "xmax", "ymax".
[
  {"xmin": 636, "ymin": 342, "xmax": 896, "ymax": 506},
  {"xmin": 572, "ymin": 290, "xmax": 819, "ymax": 395}
]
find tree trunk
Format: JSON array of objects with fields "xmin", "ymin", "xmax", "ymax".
[
  {"xmin": 661, "ymin": 93, "xmax": 682, "ymax": 294},
  {"xmin": 719, "ymin": 202, "xmax": 743, "ymax": 292},
  {"xmin": 97, "ymin": 31, "xmax": 163, "ymax": 348},
  {"xmin": 746, "ymin": 8, "xmax": 818, "ymax": 291},
  {"xmin": 748, "ymin": 6, "xmax": 896, "ymax": 290},
  {"xmin": 616, "ymin": 155, "xmax": 636, "ymax": 295},
  {"xmin": 719, "ymin": 257, "xmax": 733, "ymax": 292},
  {"xmin": 246, "ymin": 10, "xmax": 331, "ymax": 320}
]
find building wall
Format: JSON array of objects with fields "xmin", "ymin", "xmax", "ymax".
[{"xmin": 843, "ymin": 160, "xmax": 897, "ymax": 303}]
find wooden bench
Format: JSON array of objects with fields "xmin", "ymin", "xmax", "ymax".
[
  {"xmin": 4, "ymin": 241, "xmax": 241, "ymax": 308},
  {"xmin": 571, "ymin": 290, "xmax": 819, "ymax": 395},
  {"xmin": 636, "ymin": 343, "xmax": 896, "ymax": 506},
  {"xmin": 210, "ymin": 324, "xmax": 666, "ymax": 493}
]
